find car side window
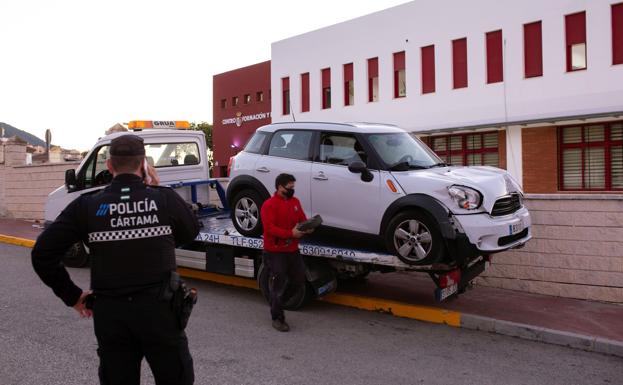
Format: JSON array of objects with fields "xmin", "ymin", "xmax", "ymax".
[
  {"xmin": 318, "ymin": 133, "xmax": 368, "ymax": 166},
  {"xmin": 244, "ymin": 132, "xmax": 269, "ymax": 154},
  {"xmin": 268, "ymin": 130, "xmax": 313, "ymax": 161}
]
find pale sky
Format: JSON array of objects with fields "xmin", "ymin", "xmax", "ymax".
[{"xmin": 0, "ymin": 0, "xmax": 409, "ymax": 151}]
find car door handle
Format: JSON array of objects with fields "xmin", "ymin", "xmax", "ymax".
[
  {"xmin": 256, "ymin": 167, "xmax": 270, "ymax": 173},
  {"xmin": 313, "ymin": 172, "xmax": 328, "ymax": 181}
]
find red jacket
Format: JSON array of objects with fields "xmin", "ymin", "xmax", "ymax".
[{"xmin": 261, "ymin": 193, "xmax": 307, "ymax": 253}]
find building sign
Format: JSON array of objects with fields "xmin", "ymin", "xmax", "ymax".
[{"xmin": 222, "ymin": 111, "xmax": 271, "ymax": 127}]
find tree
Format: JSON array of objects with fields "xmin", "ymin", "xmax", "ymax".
[
  {"xmin": 189, "ymin": 121, "xmax": 214, "ymax": 171},
  {"xmin": 189, "ymin": 121, "xmax": 213, "ymax": 150}
]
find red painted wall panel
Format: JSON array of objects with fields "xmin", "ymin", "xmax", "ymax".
[
  {"xmin": 613, "ymin": 3, "xmax": 623, "ymax": 65},
  {"xmin": 421, "ymin": 45, "xmax": 435, "ymax": 94},
  {"xmin": 524, "ymin": 21, "xmax": 543, "ymax": 77},
  {"xmin": 321, "ymin": 68, "xmax": 331, "ymax": 87},
  {"xmin": 393, "ymin": 51, "xmax": 405, "ymax": 70},
  {"xmin": 452, "ymin": 38, "xmax": 468, "ymax": 89},
  {"xmin": 213, "ymin": 60, "xmax": 271, "ymax": 177},
  {"xmin": 301, "ymin": 72, "xmax": 310, "ymax": 112},
  {"xmin": 486, "ymin": 30, "xmax": 503, "ymax": 83}
]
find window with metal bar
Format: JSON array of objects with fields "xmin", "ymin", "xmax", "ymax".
[
  {"xmin": 559, "ymin": 122, "xmax": 623, "ymax": 191},
  {"xmin": 431, "ymin": 132, "xmax": 499, "ymax": 167}
]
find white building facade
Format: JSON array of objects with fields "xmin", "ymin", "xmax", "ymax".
[{"xmin": 268, "ymin": 0, "xmax": 623, "ymax": 302}]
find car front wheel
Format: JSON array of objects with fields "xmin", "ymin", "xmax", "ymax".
[
  {"xmin": 231, "ymin": 189, "xmax": 264, "ymax": 237},
  {"xmin": 385, "ymin": 210, "xmax": 444, "ymax": 265}
]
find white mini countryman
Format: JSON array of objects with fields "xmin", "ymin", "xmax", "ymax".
[{"xmin": 227, "ymin": 122, "xmax": 531, "ymax": 266}]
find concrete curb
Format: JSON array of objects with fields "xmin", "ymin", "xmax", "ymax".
[
  {"xmin": 2, "ymin": 235, "xmax": 621, "ymax": 358},
  {"xmin": 461, "ymin": 314, "xmax": 623, "ymax": 358}
]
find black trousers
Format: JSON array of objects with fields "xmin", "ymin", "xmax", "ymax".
[
  {"xmin": 92, "ymin": 290, "xmax": 194, "ymax": 385},
  {"xmin": 263, "ymin": 251, "xmax": 306, "ymax": 321}
]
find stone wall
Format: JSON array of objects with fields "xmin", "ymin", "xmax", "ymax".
[
  {"xmin": 0, "ymin": 139, "xmax": 79, "ymax": 220},
  {"xmin": 477, "ymin": 195, "xmax": 623, "ymax": 303}
]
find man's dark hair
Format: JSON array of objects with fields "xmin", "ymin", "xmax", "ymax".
[
  {"xmin": 110, "ymin": 155, "xmax": 144, "ymax": 174},
  {"xmin": 275, "ymin": 173, "xmax": 296, "ymax": 189}
]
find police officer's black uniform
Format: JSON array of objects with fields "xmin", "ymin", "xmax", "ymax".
[{"xmin": 32, "ymin": 134, "xmax": 199, "ymax": 385}]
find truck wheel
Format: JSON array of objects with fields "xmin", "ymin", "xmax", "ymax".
[
  {"xmin": 231, "ymin": 189, "xmax": 264, "ymax": 237},
  {"xmin": 257, "ymin": 263, "xmax": 311, "ymax": 310},
  {"xmin": 385, "ymin": 210, "xmax": 444, "ymax": 266},
  {"xmin": 63, "ymin": 242, "xmax": 89, "ymax": 268}
]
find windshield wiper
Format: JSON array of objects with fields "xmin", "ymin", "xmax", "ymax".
[
  {"xmin": 427, "ymin": 162, "xmax": 449, "ymax": 168},
  {"xmin": 389, "ymin": 162, "xmax": 427, "ymax": 171}
]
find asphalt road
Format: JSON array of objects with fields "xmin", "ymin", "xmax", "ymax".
[{"xmin": 1, "ymin": 243, "xmax": 621, "ymax": 385}]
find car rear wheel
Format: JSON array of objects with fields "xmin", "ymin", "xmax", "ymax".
[
  {"xmin": 257, "ymin": 262, "xmax": 311, "ymax": 310},
  {"xmin": 231, "ymin": 189, "xmax": 264, "ymax": 237},
  {"xmin": 385, "ymin": 210, "xmax": 444, "ymax": 265}
]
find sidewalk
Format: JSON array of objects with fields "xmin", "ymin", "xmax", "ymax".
[{"xmin": 2, "ymin": 217, "xmax": 621, "ymax": 357}]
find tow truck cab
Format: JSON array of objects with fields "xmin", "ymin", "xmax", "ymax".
[{"xmin": 44, "ymin": 121, "xmax": 210, "ymax": 225}]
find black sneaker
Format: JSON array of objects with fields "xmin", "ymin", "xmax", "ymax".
[{"xmin": 272, "ymin": 319, "xmax": 290, "ymax": 332}]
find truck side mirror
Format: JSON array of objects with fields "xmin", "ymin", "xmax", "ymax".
[
  {"xmin": 65, "ymin": 169, "xmax": 77, "ymax": 191},
  {"xmin": 348, "ymin": 161, "xmax": 374, "ymax": 182}
]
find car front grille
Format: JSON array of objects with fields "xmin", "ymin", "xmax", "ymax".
[
  {"xmin": 498, "ymin": 228, "xmax": 529, "ymax": 246},
  {"xmin": 491, "ymin": 193, "xmax": 522, "ymax": 216}
]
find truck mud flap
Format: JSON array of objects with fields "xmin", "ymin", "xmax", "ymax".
[
  {"xmin": 433, "ymin": 256, "xmax": 488, "ymax": 302},
  {"xmin": 304, "ymin": 259, "xmax": 337, "ymax": 298}
]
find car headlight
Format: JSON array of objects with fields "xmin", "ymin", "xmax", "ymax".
[{"xmin": 448, "ymin": 185, "xmax": 482, "ymax": 210}]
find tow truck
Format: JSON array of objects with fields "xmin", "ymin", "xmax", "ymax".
[{"xmin": 46, "ymin": 121, "xmax": 496, "ymax": 309}]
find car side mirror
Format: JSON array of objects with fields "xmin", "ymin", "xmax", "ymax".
[
  {"xmin": 65, "ymin": 169, "xmax": 77, "ymax": 191},
  {"xmin": 348, "ymin": 161, "xmax": 374, "ymax": 182}
]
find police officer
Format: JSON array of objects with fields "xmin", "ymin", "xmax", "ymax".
[{"xmin": 32, "ymin": 134, "xmax": 199, "ymax": 385}]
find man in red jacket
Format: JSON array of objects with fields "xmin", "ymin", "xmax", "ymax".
[{"xmin": 260, "ymin": 173, "xmax": 311, "ymax": 332}]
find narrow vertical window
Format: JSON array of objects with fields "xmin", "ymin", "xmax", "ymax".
[
  {"xmin": 367, "ymin": 57, "xmax": 379, "ymax": 102},
  {"xmin": 612, "ymin": 3, "xmax": 623, "ymax": 65},
  {"xmin": 301, "ymin": 72, "xmax": 310, "ymax": 112},
  {"xmin": 452, "ymin": 38, "xmax": 468, "ymax": 89},
  {"xmin": 244, "ymin": 94, "xmax": 251, "ymax": 104},
  {"xmin": 232, "ymin": 96, "xmax": 239, "ymax": 107},
  {"xmin": 322, "ymin": 68, "xmax": 331, "ymax": 109},
  {"xmin": 282, "ymin": 77, "xmax": 290, "ymax": 115},
  {"xmin": 566, "ymin": 12, "xmax": 587, "ymax": 71},
  {"xmin": 256, "ymin": 91, "xmax": 264, "ymax": 102},
  {"xmin": 393, "ymin": 51, "xmax": 406, "ymax": 98},
  {"xmin": 343, "ymin": 63, "xmax": 354, "ymax": 106},
  {"xmin": 486, "ymin": 30, "xmax": 503, "ymax": 83},
  {"xmin": 524, "ymin": 21, "xmax": 543, "ymax": 77},
  {"xmin": 421, "ymin": 45, "xmax": 435, "ymax": 93},
  {"xmin": 220, "ymin": 99, "xmax": 227, "ymax": 109}
]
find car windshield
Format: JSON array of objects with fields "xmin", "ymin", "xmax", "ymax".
[{"xmin": 365, "ymin": 132, "xmax": 443, "ymax": 171}]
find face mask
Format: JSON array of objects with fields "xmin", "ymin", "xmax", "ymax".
[{"xmin": 284, "ymin": 188, "xmax": 295, "ymax": 198}]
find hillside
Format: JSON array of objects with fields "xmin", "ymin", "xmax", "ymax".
[{"xmin": 0, "ymin": 122, "xmax": 46, "ymax": 147}]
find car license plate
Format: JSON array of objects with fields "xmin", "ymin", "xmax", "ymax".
[
  {"xmin": 509, "ymin": 221, "xmax": 524, "ymax": 235},
  {"xmin": 435, "ymin": 283, "xmax": 458, "ymax": 302}
]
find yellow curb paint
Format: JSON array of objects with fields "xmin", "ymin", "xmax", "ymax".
[
  {"xmin": 0, "ymin": 234, "xmax": 36, "ymax": 248},
  {"xmin": 1, "ymin": 236, "xmax": 463, "ymax": 328},
  {"xmin": 320, "ymin": 292, "xmax": 462, "ymax": 327},
  {"xmin": 177, "ymin": 267, "xmax": 259, "ymax": 290}
]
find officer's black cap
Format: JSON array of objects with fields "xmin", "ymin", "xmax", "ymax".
[{"xmin": 109, "ymin": 134, "xmax": 145, "ymax": 156}]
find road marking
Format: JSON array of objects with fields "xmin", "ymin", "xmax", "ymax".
[
  {"xmin": 320, "ymin": 292, "xmax": 461, "ymax": 327},
  {"xmin": 0, "ymin": 234, "xmax": 36, "ymax": 248}
]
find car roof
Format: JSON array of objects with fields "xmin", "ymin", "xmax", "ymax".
[{"xmin": 256, "ymin": 121, "xmax": 407, "ymax": 134}]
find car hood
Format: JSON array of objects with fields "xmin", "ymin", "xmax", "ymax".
[{"xmin": 391, "ymin": 166, "xmax": 522, "ymax": 213}]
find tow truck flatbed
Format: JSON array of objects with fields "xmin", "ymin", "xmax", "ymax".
[{"xmin": 183, "ymin": 213, "xmax": 465, "ymax": 272}]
